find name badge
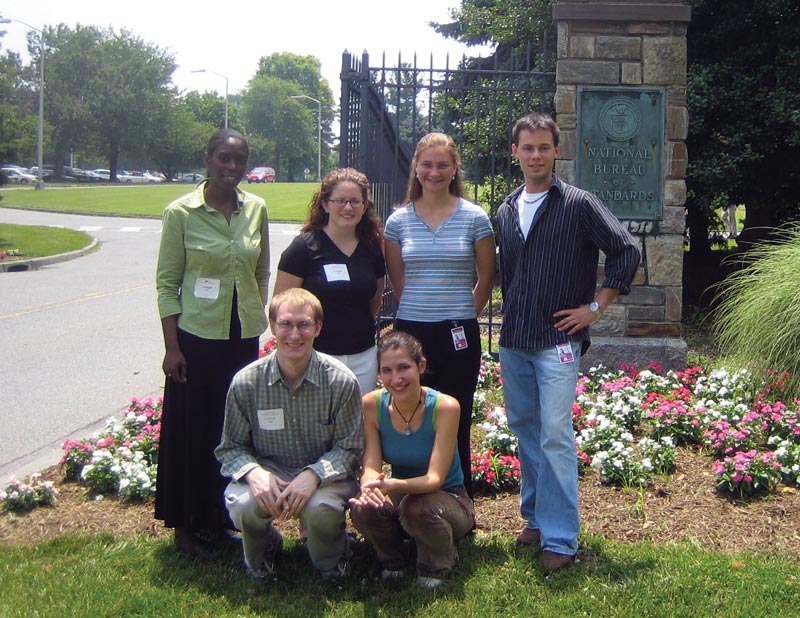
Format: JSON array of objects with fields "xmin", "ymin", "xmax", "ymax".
[
  {"xmin": 323, "ymin": 263, "xmax": 350, "ymax": 282},
  {"xmin": 451, "ymin": 326, "xmax": 468, "ymax": 350},
  {"xmin": 193, "ymin": 277, "xmax": 220, "ymax": 300},
  {"xmin": 257, "ymin": 408, "xmax": 285, "ymax": 430},
  {"xmin": 556, "ymin": 343, "xmax": 575, "ymax": 364}
]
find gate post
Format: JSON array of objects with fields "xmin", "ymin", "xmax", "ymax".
[{"xmin": 552, "ymin": 0, "xmax": 691, "ymax": 371}]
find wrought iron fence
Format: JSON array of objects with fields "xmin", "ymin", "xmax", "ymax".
[{"xmin": 339, "ymin": 39, "xmax": 556, "ymax": 351}]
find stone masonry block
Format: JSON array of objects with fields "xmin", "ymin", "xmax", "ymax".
[
  {"xmin": 628, "ymin": 306, "xmax": 666, "ymax": 322},
  {"xmin": 555, "ymin": 160, "xmax": 575, "ymax": 184},
  {"xmin": 628, "ymin": 23, "xmax": 671, "ymax": 36},
  {"xmin": 570, "ymin": 36, "xmax": 596, "ymax": 58},
  {"xmin": 596, "ymin": 36, "xmax": 641, "ymax": 60},
  {"xmin": 559, "ymin": 128, "xmax": 577, "ymax": 159},
  {"xmin": 581, "ymin": 336, "xmax": 687, "ymax": 372},
  {"xmin": 591, "ymin": 304, "xmax": 626, "ymax": 337},
  {"xmin": 621, "ymin": 62, "xmax": 642, "ymax": 84},
  {"xmin": 644, "ymin": 235, "xmax": 684, "ymax": 286},
  {"xmin": 642, "ymin": 37, "xmax": 686, "ymax": 85},
  {"xmin": 618, "ymin": 285, "xmax": 664, "ymax": 306},
  {"xmin": 558, "ymin": 60, "xmax": 619, "ymax": 85},
  {"xmin": 554, "ymin": 86, "xmax": 577, "ymax": 114},
  {"xmin": 666, "ymin": 141, "xmax": 687, "ymax": 179},
  {"xmin": 558, "ymin": 22, "xmax": 569, "ymax": 59},
  {"xmin": 665, "ymin": 179, "xmax": 687, "ymax": 206},
  {"xmin": 666, "ymin": 106, "xmax": 689, "ymax": 140},
  {"xmin": 660, "ymin": 205, "xmax": 686, "ymax": 234},
  {"xmin": 665, "ymin": 285, "xmax": 683, "ymax": 322}
]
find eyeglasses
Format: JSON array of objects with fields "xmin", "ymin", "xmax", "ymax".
[
  {"xmin": 274, "ymin": 320, "xmax": 316, "ymax": 333},
  {"xmin": 327, "ymin": 198, "xmax": 364, "ymax": 208}
]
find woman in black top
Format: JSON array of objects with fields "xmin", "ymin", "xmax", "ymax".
[{"xmin": 274, "ymin": 168, "xmax": 385, "ymax": 393}]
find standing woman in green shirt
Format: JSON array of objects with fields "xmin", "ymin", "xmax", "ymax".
[{"xmin": 155, "ymin": 128, "xmax": 270, "ymax": 559}]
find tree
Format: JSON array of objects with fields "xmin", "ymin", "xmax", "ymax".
[
  {"xmin": 240, "ymin": 75, "xmax": 306, "ymax": 178},
  {"xmin": 87, "ymin": 29, "xmax": 176, "ymax": 179},
  {"xmin": 253, "ymin": 52, "xmax": 336, "ymax": 177},
  {"xmin": 0, "ymin": 34, "xmax": 35, "ymax": 164},
  {"xmin": 38, "ymin": 24, "xmax": 104, "ymax": 177},
  {"xmin": 686, "ymin": 0, "xmax": 800, "ymax": 255},
  {"xmin": 146, "ymin": 98, "xmax": 213, "ymax": 179},
  {"xmin": 181, "ymin": 90, "xmax": 241, "ymax": 132}
]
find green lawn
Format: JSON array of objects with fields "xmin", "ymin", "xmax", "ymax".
[
  {"xmin": 0, "ymin": 182, "xmax": 315, "ymax": 222},
  {"xmin": 0, "ymin": 531, "xmax": 796, "ymax": 617},
  {"xmin": 0, "ymin": 223, "xmax": 93, "ymax": 258}
]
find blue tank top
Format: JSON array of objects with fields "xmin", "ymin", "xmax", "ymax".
[{"xmin": 377, "ymin": 387, "xmax": 464, "ymax": 490}]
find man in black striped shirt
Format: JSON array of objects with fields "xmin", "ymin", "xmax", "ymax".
[{"xmin": 496, "ymin": 113, "xmax": 640, "ymax": 571}]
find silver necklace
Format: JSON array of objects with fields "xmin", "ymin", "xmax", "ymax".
[{"xmin": 391, "ymin": 394, "xmax": 424, "ymax": 436}]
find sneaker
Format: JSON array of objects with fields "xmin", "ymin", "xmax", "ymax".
[
  {"xmin": 416, "ymin": 575, "xmax": 445, "ymax": 590},
  {"xmin": 515, "ymin": 527, "xmax": 541, "ymax": 547},
  {"xmin": 319, "ymin": 556, "xmax": 351, "ymax": 581},
  {"xmin": 247, "ymin": 529, "xmax": 283, "ymax": 579},
  {"xmin": 540, "ymin": 550, "xmax": 575, "ymax": 572},
  {"xmin": 380, "ymin": 568, "xmax": 405, "ymax": 581}
]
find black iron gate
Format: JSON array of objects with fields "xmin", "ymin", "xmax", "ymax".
[{"xmin": 339, "ymin": 41, "xmax": 556, "ymax": 350}]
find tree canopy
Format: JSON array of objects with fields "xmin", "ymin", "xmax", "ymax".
[{"xmin": 686, "ymin": 0, "xmax": 800, "ymax": 251}]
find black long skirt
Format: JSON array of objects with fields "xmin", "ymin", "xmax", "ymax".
[{"xmin": 154, "ymin": 328, "xmax": 258, "ymax": 531}]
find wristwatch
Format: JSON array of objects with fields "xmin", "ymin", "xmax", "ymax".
[{"xmin": 589, "ymin": 301, "xmax": 603, "ymax": 319}]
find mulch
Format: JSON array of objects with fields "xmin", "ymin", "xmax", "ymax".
[{"xmin": 3, "ymin": 448, "xmax": 800, "ymax": 559}]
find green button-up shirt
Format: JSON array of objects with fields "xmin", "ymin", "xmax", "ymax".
[
  {"xmin": 215, "ymin": 350, "xmax": 365, "ymax": 486},
  {"xmin": 156, "ymin": 182, "xmax": 270, "ymax": 340}
]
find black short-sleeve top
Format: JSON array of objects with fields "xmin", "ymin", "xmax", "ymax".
[{"xmin": 277, "ymin": 230, "xmax": 386, "ymax": 355}]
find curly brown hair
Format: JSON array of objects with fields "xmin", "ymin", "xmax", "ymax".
[{"xmin": 302, "ymin": 167, "xmax": 383, "ymax": 248}]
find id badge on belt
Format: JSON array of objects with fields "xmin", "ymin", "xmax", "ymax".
[
  {"xmin": 451, "ymin": 325, "xmax": 468, "ymax": 350},
  {"xmin": 556, "ymin": 342, "xmax": 575, "ymax": 364}
]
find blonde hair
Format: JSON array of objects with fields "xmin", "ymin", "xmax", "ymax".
[
  {"xmin": 268, "ymin": 288, "xmax": 323, "ymax": 323},
  {"xmin": 405, "ymin": 132, "xmax": 463, "ymax": 203}
]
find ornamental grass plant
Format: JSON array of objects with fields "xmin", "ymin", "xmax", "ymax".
[{"xmin": 713, "ymin": 224, "xmax": 800, "ymax": 398}]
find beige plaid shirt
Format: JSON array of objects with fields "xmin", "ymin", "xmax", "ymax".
[{"xmin": 216, "ymin": 350, "xmax": 364, "ymax": 486}]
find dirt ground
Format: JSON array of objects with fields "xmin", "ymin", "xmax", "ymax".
[{"xmin": 3, "ymin": 447, "xmax": 800, "ymax": 559}]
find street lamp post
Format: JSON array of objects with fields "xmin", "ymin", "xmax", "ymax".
[
  {"xmin": 192, "ymin": 68, "xmax": 229, "ymax": 129},
  {"xmin": 290, "ymin": 95, "xmax": 321, "ymax": 182},
  {"xmin": 1, "ymin": 16, "xmax": 45, "ymax": 190}
]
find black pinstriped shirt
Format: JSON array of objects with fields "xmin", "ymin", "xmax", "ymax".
[{"xmin": 496, "ymin": 176, "xmax": 640, "ymax": 354}]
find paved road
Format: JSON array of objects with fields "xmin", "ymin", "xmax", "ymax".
[{"xmin": 0, "ymin": 207, "xmax": 299, "ymax": 480}]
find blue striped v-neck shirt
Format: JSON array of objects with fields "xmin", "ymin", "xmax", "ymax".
[{"xmin": 385, "ymin": 198, "xmax": 494, "ymax": 321}]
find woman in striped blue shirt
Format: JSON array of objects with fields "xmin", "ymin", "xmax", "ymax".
[{"xmin": 384, "ymin": 133, "xmax": 496, "ymax": 497}]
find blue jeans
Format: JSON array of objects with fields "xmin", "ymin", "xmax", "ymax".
[{"xmin": 499, "ymin": 344, "xmax": 581, "ymax": 556}]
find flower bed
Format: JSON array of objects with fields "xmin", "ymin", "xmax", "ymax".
[{"xmin": 5, "ymin": 350, "xmax": 800, "ymax": 512}]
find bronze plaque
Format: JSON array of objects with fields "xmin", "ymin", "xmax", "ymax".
[{"xmin": 577, "ymin": 87, "xmax": 664, "ymax": 221}]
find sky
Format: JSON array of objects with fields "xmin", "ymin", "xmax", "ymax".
[{"xmin": 1, "ymin": 0, "xmax": 493, "ymax": 96}]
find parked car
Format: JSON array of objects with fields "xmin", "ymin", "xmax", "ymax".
[
  {"xmin": 117, "ymin": 170, "xmax": 164, "ymax": 184},
  {"xmin": 2, "ymin": 167, "xmax": 38, "ymax": 184},
  {"xmin": 246, "ymin": 166, "xmax": 276, "ymax": 183},
  {"xmin": 92, "ymin": 169, "xmax": 111, "ymax": 180},
  {"xmin": 172, "ymin": 172, "xmax": 205, "ymax": 183},
  {"xmin": 64, "ymin": 167, "xmax": 103, "ymax": 182},
  {"xmin": 29, "ymin": 166, "xmax": 55, "ymax": 182}
]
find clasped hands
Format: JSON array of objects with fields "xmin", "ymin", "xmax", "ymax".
[
  {"xmin": 246, "ymin": 467, "xmax": 319, "ymax": 521},
  {"xmin": 349, "ymin": 473, "xmax": 391, "ymax": 510}
]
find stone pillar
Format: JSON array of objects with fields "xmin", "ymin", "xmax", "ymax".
[{"xmin": 552, "ymin": 0, "xmax": 690, "ymax": 371}]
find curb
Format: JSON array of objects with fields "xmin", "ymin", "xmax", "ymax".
[{"xmin": 0, "ymin": 237, "xmax": 100, "ymax": 273}]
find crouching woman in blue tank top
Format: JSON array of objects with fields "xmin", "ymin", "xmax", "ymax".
[{"xmin": 349, "ymin": 330, "xmax": 475, "ymax": 590}]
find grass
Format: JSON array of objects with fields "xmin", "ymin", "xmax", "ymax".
[
  {"xmin": 1, "ymin": 531, "xmax": 797, "ymax": 617},
  {"xmin": 0, "ymin": 182, "xmax": 316, "ymax": 222},
  {"xmin": 0, "ymin": 223, "xmax": 93, "ymax": 258}
]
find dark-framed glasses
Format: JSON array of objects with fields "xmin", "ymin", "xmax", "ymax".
[{"xmin": 327, "ymin": 198, "xmax": 364, "ymax": 208}]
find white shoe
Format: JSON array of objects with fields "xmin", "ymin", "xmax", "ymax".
[
  {"xmin": 381, "ymin": 568, "xmax": 404, "ymax": 581},
  {"xmin": 416, "ymin": 575, "xmax": 444, "ymax": 590}
]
